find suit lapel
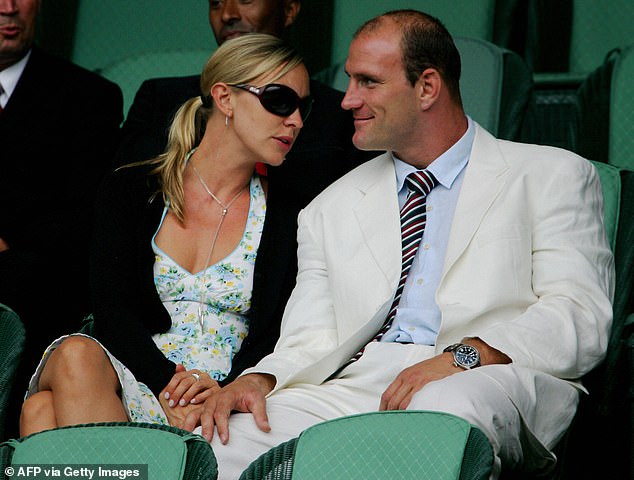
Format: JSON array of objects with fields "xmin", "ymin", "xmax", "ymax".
[
  {"xmin": 353, "ymin": 154, "xmax": 402, "ymax": 294},
  {"xmin": 441, "ymin": 125, "xmax": 509, "ymax": 278}
]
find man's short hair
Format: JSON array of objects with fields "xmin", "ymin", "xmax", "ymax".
[{"xmin": 355, "ymin": 9, "xmax": 462, "ymax": 105}]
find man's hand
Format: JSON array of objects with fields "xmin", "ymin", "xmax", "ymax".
[
  {"xmin": 380, "ymin": 353, "xmax": 461, "ymax": 411},
  {"xmin": 183, "ymin": 373, "xmax": 276, "ymax": 444},
  {"xmin": 159, "ymin": 393, "xmax": 202, "ymax": 429},
  {"xmin": 161, "ymin": 364, "xmax": 220, "ymax": 408},
  {"xmin": 380, "ymin": 338, "xmax": 512, "ymax": 411}
]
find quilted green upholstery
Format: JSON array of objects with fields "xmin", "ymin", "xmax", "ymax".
[
  {"xmin": 568, "ymin": 0, "xmax": 634, "ymax": 77},
  {"xmin": 0, "ymin": 304, "xmax": 25, "ymax": 441},
  {"xmin": 239, "ymin": 438, "xmax": 297, "ymax": 480},
  {"xmin": 100, "ymin": 49, "xmax": 213, "ymax": 117},
  {"xmin": 608, "ymin": 44, "xmax": 634, "ymax": 171},
  {"xmin": 329, "ymin": 0, "xmax": 496, "ymax": 64},
  {"xmin": 533, "ymin": 0, "xmax": 634, "ymax": 84},
  {"xmin": 1, "ymin": 423, "xmax": 217, "ymax": 480},
  {"xmin": 239, "ymin": 411, "xmax": 492, "ymax": 480},
  {"xmin": 590, "ymin": 161, "xmax": 621, "ymax": 251},
  {"xmin": 69, "ymin": 0, "xmax": 214, "ymax": 72}
]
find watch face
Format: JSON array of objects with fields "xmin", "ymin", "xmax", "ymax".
[{"xmin": 455, "ymin": 344, "xmax": 480, "ymax": 368}]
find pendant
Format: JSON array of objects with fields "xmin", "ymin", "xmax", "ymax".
[{"xmin": 197, "ymin": 303, "xmax": 206, "ymax": 328}]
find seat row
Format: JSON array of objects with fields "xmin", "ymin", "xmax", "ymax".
[{"xmin": 2, "ymin": 155, "xmax": 633, "ymax": 478}]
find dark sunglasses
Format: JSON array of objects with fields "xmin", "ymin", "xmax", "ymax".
[{"xmin": 231, "ymin": 83, "xmax": 313, "ymax": 121}]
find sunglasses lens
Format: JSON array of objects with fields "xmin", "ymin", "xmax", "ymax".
[{"xmin": 260, "ymin": 85, "xmax": 312, "ymax": 121}]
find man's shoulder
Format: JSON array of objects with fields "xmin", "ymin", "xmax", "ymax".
[
  {"xmin": 133, "ymin": 74, "xmax": 201, "ymax": 109},
  {"xmin": 138, "ymin": 74, "xmax": 200, "ymax": 92},
  {"xmin": 497, "ymin": 137, "xmax": 593, "ymax": 175},
  {"xmin": 474, "ymin": 125, "xmax": 593, "ymax": 176},
  {"xmin": 29, "ymin": 47, "xmax": 120, "ymax": 95}
]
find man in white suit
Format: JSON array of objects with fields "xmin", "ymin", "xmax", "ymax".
[{"xmin": 184, "ymin": 10, "xmax": 614, "ymax": 478}]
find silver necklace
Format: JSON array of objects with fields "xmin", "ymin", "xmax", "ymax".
[{"xmin": 191, "ymin": 162, "xmax": 247, "ymax": 326}]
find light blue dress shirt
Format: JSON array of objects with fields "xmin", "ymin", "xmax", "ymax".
[{"xmin": 381, "ymin": 117, "xmax": 475, "ymax": 345}]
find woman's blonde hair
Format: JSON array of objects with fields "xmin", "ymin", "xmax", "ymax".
[{"xmin": 139, "ymin": 33, "xmax": 303, "ymax": 221}]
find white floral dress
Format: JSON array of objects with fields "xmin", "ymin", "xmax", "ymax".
[{"xmin": 27, "ymin": 174, "xmax": 266, "ymax": 424}]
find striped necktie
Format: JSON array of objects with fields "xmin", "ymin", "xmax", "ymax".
[{"xmin": 340, "ymin": 169, "xmax": 438, "ymax": 369}]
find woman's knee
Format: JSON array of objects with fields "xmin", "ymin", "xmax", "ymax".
[
  {"xmin": 21, "ymin": 391, "xmax": 54, "ymax": 423},
  {"xmin": 40, "ymin": 336, "xmax": 112, "ymax": 387}
]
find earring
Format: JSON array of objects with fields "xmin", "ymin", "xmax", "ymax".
[{"xmin": 225, "ymin": 115, "xmax": 229, "ymax": 127}]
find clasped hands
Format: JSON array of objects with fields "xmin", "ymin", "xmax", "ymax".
[{"xmin": 159, "ymin": 364, "xmax": 220, "ymax": 429}]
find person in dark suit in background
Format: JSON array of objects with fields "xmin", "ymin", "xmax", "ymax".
[
  {"xmin": 0, "ymin": 0, "xmax": 123, "ymax": 438},
  {"xmin": 116, "ymin": 0, "xmax": 369, "ymax": 209}
]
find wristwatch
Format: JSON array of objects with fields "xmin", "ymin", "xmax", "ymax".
[{"xmin": 443, "ymin": 343, "xmax": 481, "ymax": 370}]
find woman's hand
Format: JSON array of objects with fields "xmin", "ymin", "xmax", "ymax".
[
  {"xmin": 158, "ymin": 394, "xmax": 202, "ymax": 430},
  {"xmin": 161, "ymin": 364, "xmax": 221, "ymax": 409}
]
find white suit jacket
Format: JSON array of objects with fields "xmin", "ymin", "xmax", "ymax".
[{"xmin": 245, "ymin": 124, "xmax": 614, "ymax": 401}]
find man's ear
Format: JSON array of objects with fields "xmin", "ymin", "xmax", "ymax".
[
  {"xmin": 210, "ymin": 83, "xmax": 233, "ymax": 118},
  {"xmin": 284, "ymin": 1, "xmax": 301, "ymax": 28},
  {"xmin": 416, "ymin": 68, "xmax": 442, "ymax": 111}
]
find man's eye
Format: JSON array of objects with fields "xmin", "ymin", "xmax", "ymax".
[
  {"xmin": 209, "ymin": 0, "xmax": 222, "ymax": 9},
  {"xmin": 359, "ymin": 78, "xmax": 377, "ymax": 87}
]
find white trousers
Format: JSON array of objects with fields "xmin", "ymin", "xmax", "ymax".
[{"xmin": 207, "ymin": 342, "xmax": 579, "ymax": 480}]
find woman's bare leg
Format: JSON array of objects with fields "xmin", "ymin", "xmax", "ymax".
[
  {"xmin": 20, "ymin": 336, "xmax": 127, "ymax": 436},
  {"xmin": 20, "ymin": 390, "xmax": 57, "ymax": 436}
]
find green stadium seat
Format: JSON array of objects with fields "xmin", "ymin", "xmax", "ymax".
[
  {"xmin": 329, "ymin": 0, "xmax": 497, "ymax": 65},
  {"xmin": 99, "ymin": 49, "xmax": 212, "ymax": 117},
  {"xmin": 69, "ymin": 0, "xmax": 214, "ymax": 73},
  {"xmin": 576, "ymin": 43, "xmax": 634, "ymax": 170},
  {"xmin": 0, "ymin": 304, "xmax": 25, "ymax": 441},
  {"xmin": 0, "ymin": 422, "xmax": 217, "ymax": 479},
  {"xmin": 239, "ymin": 411, "xmax": 493, "ymax": 480}
]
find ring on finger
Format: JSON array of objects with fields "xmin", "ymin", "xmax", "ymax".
[{"xmin": 191, "ymin": 372, "xmax": 200, "ymax": 381}]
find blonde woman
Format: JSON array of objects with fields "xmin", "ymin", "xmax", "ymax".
[{"xmin": 20, "ymin": 34, "xmax": 312, "ymax": 435}]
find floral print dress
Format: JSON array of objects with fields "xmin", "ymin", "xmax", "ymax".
[{"xmin": 27, "ymin": 173, "xmax": 266, "ymax": 424}]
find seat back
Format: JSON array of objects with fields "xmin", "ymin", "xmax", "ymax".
[
  {"xmin": 455, "ymin": 37, "xmax": 532, "ymax": 140},
  {"xmin": 329, "ymin": 0, "xmax": 496, "ymax": 65},
  {"xmin": 568, "ymin": 0, "xmax": 634, "ymax": 78},
  {"xmin": 69, "ymin": 0, "xmax": 214, "ymax": 72},
  {"xmin": 99, "ymin": 49, "xmax": 212, "ymax": 117},
  {"xmin": 240, "ymin": 411, "xmax": 492, "ymax": 480},
  {"xmin": 0, "ymin": 304, "xmax": 25, "ymax": 441},
  {"xmin": 590, "ymin": 161, "xmax": 621, "ymax": 251},
  {"xmin": 292, "ymin": 411, "xmax": 492, "ymax": 480},
  {"xmin": 0, "ymin": 422, "xmax": 217, "ymax": 479},
  {"xmin": 608, "ymin": 45, "xmax": 634, "ymax": 171},
  {"xmin": 315, "ymin": 36, "xmax": 532, "ymax": 140}
]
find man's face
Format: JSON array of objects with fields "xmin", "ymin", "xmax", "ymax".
[
  {"xmin": 208, "ymin": 0, "xmax": 298, "ymax": 45},
  {"xmin": 0, "ymin": 0, "xmax": 39, "ymax": 69},
  {"xmin": 341, "ymin": 21, "xmax": 421, "ymax": 154}
]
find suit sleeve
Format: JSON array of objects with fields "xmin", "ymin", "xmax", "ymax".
[{"xmin": 474, "ymin": 155, "xmax": 614, "ymax": 379}]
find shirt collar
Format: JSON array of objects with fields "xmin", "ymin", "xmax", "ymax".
[
  {"xmin": 0, "ymin": 49, "xmax": 31, "ymax": 103},
  {"xmin": 393, "ymin": 116, "xmax": 475, "ymax": 193}
]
